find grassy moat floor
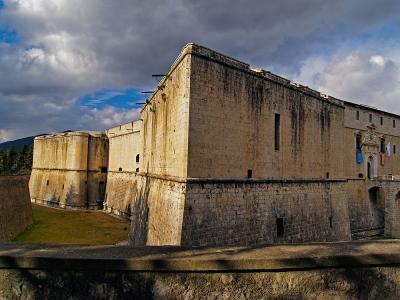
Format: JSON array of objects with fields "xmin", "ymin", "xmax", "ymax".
[{"xmin": 14, "ymin": 204, "xmax": 130, "ymax": 245}]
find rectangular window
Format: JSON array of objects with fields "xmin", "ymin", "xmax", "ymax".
[
  {"xmin": 394, "ymin": 120, "xmax": 396, "ymax": 128},
  {"xmin": 356, "ymin": 134, "xmax": 362, "ymax": 150},
  {"xmin": 274, "ymin": 114, "xmax": 280, "ymax": 151},
  {"xmin": 247, "ymin": 169, "xmax": 253, "ymax": 178},
  {"xmin": 356, "ymin": 110, "xmax": 360, "ymax": 120},
  {"xmin": 276, "ymin": 218, "xmax": 284, "ymax": 237},
  {"xmin": 369, "ymin": 114, "xmax": 373, "ymax": 123},
  {"xmin": 380, "ymin": 116, "xmax": 383, "ymax": 126},
  {"xmin": 329, "ymin": 216, "xmax": 333, "ymax": 229},
  {"xmin": 394, "ymin": 145, "xmax": 396, "ymax": 154}
]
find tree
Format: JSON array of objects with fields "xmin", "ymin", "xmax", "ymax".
[
  {"xmin": 6, "ymin": 146, "xmax": 17, "ymax": 172},
  {"xmin": 0, "ymin": 149, "xmax": 5, "ymax": 173}
]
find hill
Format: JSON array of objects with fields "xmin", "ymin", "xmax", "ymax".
[{"xmin": 0, "ymin": 136, "xmax": 36, "ymax": 152}]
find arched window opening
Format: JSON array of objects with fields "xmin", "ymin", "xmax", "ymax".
[
  {"xmin": 368, "ymin": 187, "xmax": 385, "ymax": 230},
  {"xmin": 367, "ymin": 156, "xmax": 375, "ymax": 179},
  {"xmin": 136, "ymin": 154, "xmax": 140, "ymax": 163},
  {"xmin": 396, "ymin": 191, "xmax": 400, "ymax": 201}
]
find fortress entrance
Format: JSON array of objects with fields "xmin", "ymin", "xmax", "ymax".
[{"xmin": 368, "ymin": 187, "xmax": 385, "ymax": 230}]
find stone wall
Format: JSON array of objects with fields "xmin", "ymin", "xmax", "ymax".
[
  {"xmin": 344, "ymin": 103, "xmax": 400, "ymax": 179},
  {"xmin": 2, "ymin": 267, "xmax": 400, "ymax": 299},
  {"xmin": 129, "ymin": 175, "xmax": 186, "ymax": 246},
  {"xmin": 104, "ymin": 121, "xmax": 141, "ymax": 217},
  {"xmin": 181, "ymin": 180, "xmax": 351, "ymax": 246},
  {"xmin": 104, "ymin": 172, "xmax": 137, "ymax": 218},
  {"xmin": 29, "ymin": 132, "xmax": 108, "ymax": 209},
  {"xmin": 187, "ymin": 45, "xmax": 345, "ymax": 179},
  {"xmin": 0, "ymin": 176, "xmax": 32, "ymax": 242},
  {"xmin": 140, "ymin": 51, "xmax": 191, "ymax": 178},
  {"xmin": 345, "ymin": 179, "xmax": 400, "ymax": 238}
]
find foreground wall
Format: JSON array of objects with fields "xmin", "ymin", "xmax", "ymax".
[
  {"xmin": 2, "ymin": 267, "xmax": 400, "ymax": 299},
  {"xmin": 0, "ymin": 176, "xmax": 32, "ymax": 242},
  {"xmin": 1, "ymin": 241, "xmax": 400, "ymax": 299}
]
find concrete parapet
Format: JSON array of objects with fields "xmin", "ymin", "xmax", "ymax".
[{"xmin": 1, "ymin": 241, "xmax": 400, "ymax": 299}]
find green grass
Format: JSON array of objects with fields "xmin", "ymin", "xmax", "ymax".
[{"xmin": 14, "ymin": 204, "xmax": 130, "ymax": 245}]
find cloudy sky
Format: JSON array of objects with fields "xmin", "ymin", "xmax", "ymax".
[{"xmin": 0, "ymin": 0, "xmax": 399, "ymax": 142}]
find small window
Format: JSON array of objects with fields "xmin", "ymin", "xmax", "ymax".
[
  {"xmin": 276, "ymin": 218, "xmax": 284, "ymax": 237},
  {"xmin": 326, "ymin": 172, "xmax": 330, "ymax": 179},
  {"xmin": 380, "ymin": 116, "xmax": 383, "ymax": 126},
  {"xmin": 274, "ymin": 114, "xmax": 280, "ymax": 151},
  {"xmin": 356, "ymin": 110, "xmax": 360, "ymax": 120},
  {"xmin": 329, "ymin": 216, "xmax": 333, "ymax": 229},
  {"xmin": 369, "ymin": 114, "xmax": 373, "ymax": 123},
  {"xmin": 247, "ymin": 169, "xmax": 253, "ymax": 178},
  {"xmin": 136, "ymin": 154, "xmax": 140, "ymax": 163},
  {"xmin": 62, "ymin": 184, "xmax": 64, "ymax": 189},
  {"xmin": 136, "ymin": 168, "xmax": 139, "ymax": 172},
  {"xmin": 394, "ymin": 120, "xmax": 396, "ymax": 128},
  {"xmin": 101, "ymin": 167, "xmax": 108, "ymax": 173},
  {"xmin": 119, "ymin": 167, "xmax": 122, "ymax": 172},
  {"xmin": 358, "ymin": 173, "xmax": 364, "ymax": 178},
  {"xmin": 46, "ymin": 180, "xmax": 50, "ymax": 186},
  {"xmin": 394, "ymin": 145, "xmax": 396, "ymax": 154}
]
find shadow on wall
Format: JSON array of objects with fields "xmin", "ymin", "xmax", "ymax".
[{"xmin": 128, "ymin": 177, "xmax": 150, "ymax": 246}]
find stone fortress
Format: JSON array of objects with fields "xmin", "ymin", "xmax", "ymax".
[{"xmin": 29, "ymin": 43, "xmax": 400, "ymax": 246}]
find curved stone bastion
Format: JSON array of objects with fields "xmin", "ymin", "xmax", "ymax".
[
  {"xmin": 29, "ymin": 131, "xmax": 108, "ymax": 209},
  {"xmin": 1, "ymin": 240, "xmax": 400, "ymax": 299}
]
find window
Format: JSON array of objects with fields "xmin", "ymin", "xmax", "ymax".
[
  {"xmin": 394, "ymin": 145, "xmax": 396, "ymax": 154},
  {"xmin": 326, "ymin": 172, "xmax": 330, "ymax": 179},
  {"xmin": 247, "ymin": 169, "xmax": 253, "ymax": 178},
  {"xmin": 136, "ymin": 168, "xmax": 139, "ymax": 172},
  {"xmin": 274, "ymin": 114, "xmax": 280, "ymax": 151},
  {"xmin": 329, "ymin": 216, "xmax": 333, "ymax": 229},
  {"xmin": 136, "ymin": 154, "xmax": 140, "ymax": 163},
  {"xmin": 380, "ymin": 138, "xmax": 386, "ymax": 153},
  {"xmin": 276, "ymin": 218, "xmax": 284, "ymax": 237},
  {"xmin": 369, "ymin": 114, "xmax": 373, "ymax": 123},
  {"xmin": 356, "ymin": 110, "xmax": 360, "ymax": 120},
  {"xmin": 356, "ymin": 134, "xmax": 362, "ymax": 150},
  {"xmin": 394, "ymin": 120, "xmax": 396, "ymax": 128},
  {"xmin": 46, "ymin": 180, "xmax": 49, "ymax": 186},
  {"xmin": 380, "ymin": 116, "xmax": 383, "ymax": 126},
  {"xmin": 119, "ymin": 167, "xmax": 123, "ymax": 172}
]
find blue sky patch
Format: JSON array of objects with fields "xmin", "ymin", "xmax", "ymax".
[
  {"xmin": 79, "ymin": 88, "xmax": 146, "ymax": 110},
  {"xmin": 0, "ymin": 27, "xmax": 20, "ymax": 44}
]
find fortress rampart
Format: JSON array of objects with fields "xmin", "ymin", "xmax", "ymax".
[
  {"xmin": 29, "ymin": 131, "xmax": 108, "ymax": 209},
  {"xmin": 30, "ymin": 43, "xmax": 400, "ymax": 246}
]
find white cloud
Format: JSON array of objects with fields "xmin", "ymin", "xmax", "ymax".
[{"xmin": 294, "ymin": 51, "xmax": 400, "ymax": 113}]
